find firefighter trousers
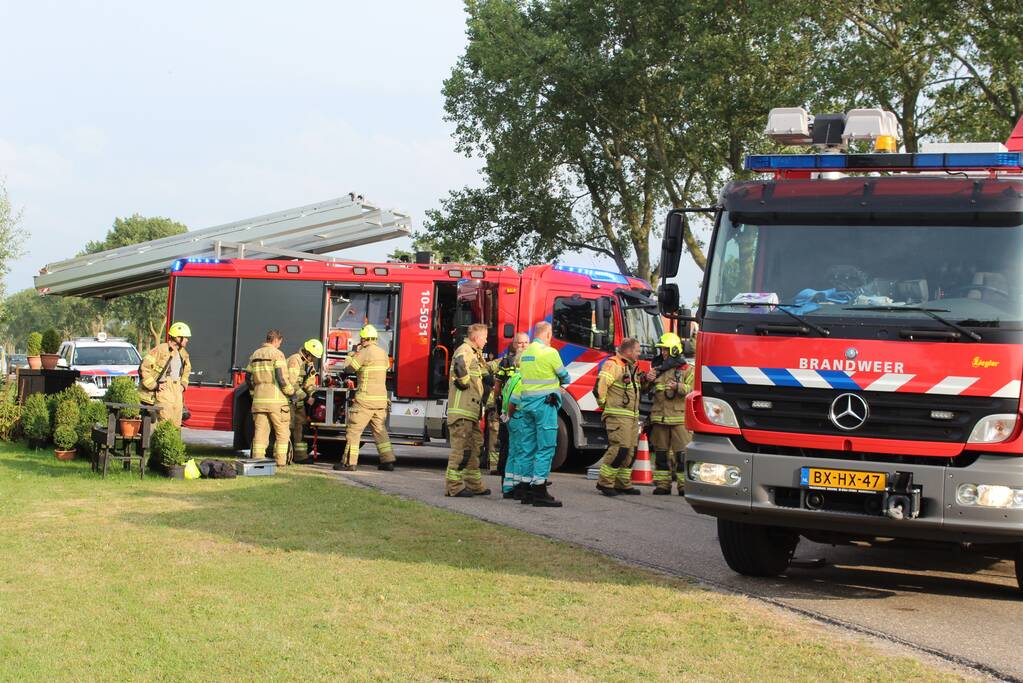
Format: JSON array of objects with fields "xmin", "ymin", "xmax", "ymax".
[
  {"xmin": 290, "ymin": 402, "xmax": 309, "ymax": 463},
  {"xmin": 649, "ymin": 423, "xmax": 691, "ymax": 492},
  {"xmin": 516, "ymin": 396, "xmax": 558, "ymax": 486},
  {"xmin": 147, "ymin": 381, "xmax": 184, "ymax": 427},
  {"xmin": 597, "ymin": 415, "xmax": 639, "ymax": 490},
  {"xmin": 344, "ymin": 404, "xmax": 394, "ymax": 467},
  {"xmin": 253, "ymin": 405, "xmax": 291, "ymax": 466},
  {"xmin": 445, "ymin": 417, "xmax": 485, "ymax": 496},
  {"xmin": 502, "ymin": 413, "xmax": 526, "ymax": 493}
]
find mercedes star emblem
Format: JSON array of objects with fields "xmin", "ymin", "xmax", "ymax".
[{"xmin": 829, "ymin": 393, "xmax": 869, "ymax": 431}]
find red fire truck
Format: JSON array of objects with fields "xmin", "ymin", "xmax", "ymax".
[
  {"xmin": 658, "ymin": 108, "xmax": 1023, "ymax": 590},
  {"xmin": 169, "ymin": 257, "xmax": 662, "ymax": 469}
]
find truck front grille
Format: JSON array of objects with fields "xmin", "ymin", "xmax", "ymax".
[{"xmin": 703, "ymin": 383, "xmax": 1017, "ymax": 444}]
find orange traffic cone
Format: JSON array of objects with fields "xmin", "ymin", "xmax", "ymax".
[{"xmin": 631, "ymin": 431, "xmax": 653, "ymax": 486}]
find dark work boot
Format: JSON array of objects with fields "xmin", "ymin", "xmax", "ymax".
[
  {"xmin": 473, "ymin": 488, "xmax": 492, "ymax": 496},
  {"xmin": 652, "ymin": 488, "xmax": 670, "ymax": 495},
  {"xmin": 531, "ymin": 483, "xmax": 562, "ymax": 508},
  {"xmin": 449, "ymin": 488, "xmax": 474, "ymax": 498},
  {"xmin": 519, "ymin": 485, "xmax": 536, "ymax": 505},
  {"xmin": 617, "ymin": 487, "xmax": 641, "ymax": 496},
  {"xmin": 378, "ymin": 462, "xmax": 395, "ymax": 471},
  {"xmin": 596, "ymin": 484, "xmax": 619, "ymax": 497},
  {"xmin": 333, "ymin": 462, "xmax": 355, "ymax": 472},
  {"xmin": 504, "ymin": 482, "xmax": 526, "ymax": 500}
]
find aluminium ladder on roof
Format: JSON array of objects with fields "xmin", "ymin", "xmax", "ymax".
[{"xmin": 34, "ymin": 193, "xmax": 411, "ymax": 299}]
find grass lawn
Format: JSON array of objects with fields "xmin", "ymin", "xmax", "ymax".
[{"xmin": 0, "ymin": 443, "xmax": 965, "ymax": 682}]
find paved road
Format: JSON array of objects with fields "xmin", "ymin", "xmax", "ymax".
[{"xmin": 186, "ymin": 431, "xmax": 1022, "ymax": 680}]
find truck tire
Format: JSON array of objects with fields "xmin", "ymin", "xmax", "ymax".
[
  {"xmin": 717, "ymin": 518, "xmax": 799, "ymax": 577},
  {"xmin": 551, "ymin": 415, "xmax": 570, "ymax": 471}
]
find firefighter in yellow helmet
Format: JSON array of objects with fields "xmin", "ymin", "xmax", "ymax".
[
  {"xmin": 644, "ymin": 332, "xmax": 694, "ymax": 495},
  {"xmin": 139, "ymin": 321, "xmax": 192, "ymax": 426},
  {"xmin": 286, "ymin": 338, "xmax": 322, "ymax": 464},
  {"xmin": 246, "ymin": 329, "xmax": 295, "ymax": 466},
  {"xmin": 334, "ymin": 324, "xmax": 395, "ymax": 472}
]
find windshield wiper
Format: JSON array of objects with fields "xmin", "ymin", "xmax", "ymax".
[
  {"xmin": 842, "ymin": 306, "xmax": 981, "ymax": 342},
  {"xmin": 707, "ymin": 302, "xmax": 830, "ymax": 337}
]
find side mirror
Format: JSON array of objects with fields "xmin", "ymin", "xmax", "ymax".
[
  {"xmin": 592, "ymin": 331, "xmax": 608, "ymax": 351},
  {"xmin": 658, "ymin": 283, "xmax": 681, "ymax": 315},
  {"xmin": 660, "ymin": 212, "xmax": 684, "ymax": 278},
  {"xmin": 56, "ymin": 358, "xmax": 69, "ymax": 369}
]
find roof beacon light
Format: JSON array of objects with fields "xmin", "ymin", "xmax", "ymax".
[
  {"xmin": 744, "ymin": 151, "xmax": 1023, "ymax": 172},
  {"xmin": 765, "ymin": 107, "xmax": 812, "ymax": 145},
  {"xmin": 553, "ymin": 265, "xmax": 629, "ymax": 285}
]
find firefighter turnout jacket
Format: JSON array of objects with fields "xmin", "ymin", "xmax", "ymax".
[
  {"xmin": 139, "ymin": 342, "xmax": 191, "ymax": 404},
  {"xmin": 447, "ymin": 341, "xmax": 487, "ymax": 422},
  {"xmin": 649, "ymin": 363, "xmax": 694, "ymax": 425},
  {"xmin": 344, "ymin": 340, "xmax": 390, "ymax": 409},
  {"xmin": 287, "ymin": 352, "xmax": 317, "ymax": 402},
  {"xmin": 595, "ymin": 355, "xmax": 641, "ymax": 419},
  {"xmin": 246, "ymin": 343, "xmax": 295, "ymax": 411}
]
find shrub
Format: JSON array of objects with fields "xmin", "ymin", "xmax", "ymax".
[
  {"xmin": 54, "ymin": 397, "xmax": 79, "ymax": 431},
  {"xmin": 41, "ymin": 329, "xmax": 61, "ymax": 355},
  {"xmin": 0, "ymin": 382, "xmax": 22, "ymax": 442},
  {"xmin": 150, "ymin": 420, "xmax": 186, "ymax": 468},
  {"xmin": 48, "ymin": 384, "xmax": 91, "ymax": 425},
  {"xmin": 104, "ymin": 377, "xmax": 141, "ymax": 419},
  {"xmin": 76, "ymin": 400, "xmax": 107, "ymax": 454},
  {"xmin": 26, "ymin": 332, "xmax": 42, "ymax": 357},
  {"xmin": 23, "ymin": 393, "xmax": 51, "ymax": 446},
  {"xmin": 53, "ymin": 425, "xmax": 78, "ymax": 451}
]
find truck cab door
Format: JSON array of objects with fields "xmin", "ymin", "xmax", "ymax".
[{"xmin": 455, "ymin": 278, "xmax": 500, "ymax": 358}]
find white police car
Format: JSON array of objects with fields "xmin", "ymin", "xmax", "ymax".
[{"xmin": 57, "ymin": 334, "xmax": 142, "ymax": 398}]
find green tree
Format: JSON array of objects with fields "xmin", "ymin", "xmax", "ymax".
[
  {"xmin": 427, "ymin": 0, "xmax": 821, "ymax": 283},
  {"xmin": 85, "ymin": 215, "xmax": 187, "ymax": 351},
  {"xmin": 0, "ymin": 181, "xmax": 28, "ymax": 304},
  {"xmin": 387, "ymin": 233, "xmax": 482, "ymax": 264},
  {"xmin": 0, "ymin": 288, "xmax": 111, "ymax": 351}
]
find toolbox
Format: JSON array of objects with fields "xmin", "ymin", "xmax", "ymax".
[{"xmin": 235, "ymin": 458, "xmax": 277, "ymax": 477}]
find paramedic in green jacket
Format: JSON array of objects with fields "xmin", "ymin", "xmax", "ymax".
[
  {"xmin": 509, "ymin": 321, "xmax": 570, "ymax": 507},
  {"xmin": 500, "ymin": 368, "xmax": 524, "ymax": 498}
]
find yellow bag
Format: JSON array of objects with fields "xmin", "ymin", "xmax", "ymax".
[{"xmin": 183, "ymin": 458, "xmax": 201, "ymax": 480}]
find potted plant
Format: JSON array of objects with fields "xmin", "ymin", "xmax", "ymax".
[
  {"xmin": 40, "ymin": 329, "xmax": 62, "ymax": 370},
  {"xmin": 26, "ymin": 332, "xmax": 42, "ymax": 370},
  {"xmin": 22, "ymin": 393, "xmax": 50, "ymax": 449},
  {"xmin": 104, "ymin": 377, "xmax": 142, "ymax": 437},
  {"xmin": 151, "ymin": 420, "xmax": 186, "ymax": 477},
  {"xmin": 52, "ymin": 396, "xmax": 80, "ymax": 460}
]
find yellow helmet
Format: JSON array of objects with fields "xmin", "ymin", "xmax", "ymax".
[
  {"xmin": 168, "ymin": 321, "xmax": 192, "ymax": 338},
  {"xmin": 655, "ymin": 332, "xmax": 682, "ymax": 356},
  {"xmin": 303, "ymin": 339, "xmax": 324, "ymax": 359},
  {"xmin": 360, "ymin": 324, "xmax": 378, "ymax": 339}
]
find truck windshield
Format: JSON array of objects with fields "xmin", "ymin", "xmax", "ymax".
[
  {"xmin": 74, "ymin": 347, "xmax": 141, "ymax": 366},
  {"xmin": 619, "ymin": 292, "xmax": 663, "ymax": 355},
  {"xmin": 705, "ymin": 212, "xmax": 1023, "ymax": 325}
]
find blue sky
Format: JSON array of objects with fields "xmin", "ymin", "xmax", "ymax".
[{"xmin": 0, "ymin": 0, "xmax": 703, "ymax": 301}]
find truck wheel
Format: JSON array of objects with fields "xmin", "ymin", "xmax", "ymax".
[
  {"xmin": 550, "ymin": 415, "xmax": 570, "ymax": 471},
  {"xmin": 717, "ymin": 518, "xmax": 799, "ymax": 577}
]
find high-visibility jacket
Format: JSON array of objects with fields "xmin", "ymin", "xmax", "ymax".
[
  {"xmin": 647, "ymin": 363, "xmax": 693, "ymax": 425},
  {"xmin": 139, "ymin": 342, "xmax": 191, "ymax": 404},
  {"xmin": 516, "ymin": 340, "xmax": 570, "ymax": 400},
  {"xmin": 286, "ymin": 352, "xmax": 317, "ymax": 400},
  {"xmin": 595, "ymin": 355, "xmax": 640, "ymax": 420},
  {"xmin": 246, "ymin": 344, "xmax": 294, "ymax": 412},
  {"xmin": 344, "ymin": 341, "xmax": 390, "ymax": 409},
  {"xmin": 447, "ymin": 341, "xmax": 487, "ymax": 422},
  {"xmin": 501, "ymin": 371, "xmax": 522, "ymax": 414}
]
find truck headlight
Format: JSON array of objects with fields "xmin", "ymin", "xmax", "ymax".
[
  {"xmin": 702, "ymin": 397, "xmax": 739, "ymax": 428},
  {"xmin": 955, "ymin": 483, "xmax": 1023, "ymax": 509},
  {"xmin": 688, "ymin": 461, "xmax": 742, "ymax": 487},
  {"xmin": 967, "ymin": 414, "xmax": 1017, "ymax": 444}
]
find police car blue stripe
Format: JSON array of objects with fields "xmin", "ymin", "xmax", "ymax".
[
  {"xmin": 816, "ymin": 370, "xmax": 861, "ymax": 391},
  {"xmin": 761, "ymin": 367, "xmax": 801, "ymax": 387}
]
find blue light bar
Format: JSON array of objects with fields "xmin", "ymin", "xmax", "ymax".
[
  {"xmin": 553, "ymin": 265, "xmax": 629, "ymax": 285},
  {"xmin": 171, "ymin": 257, "xmax": 224, "ymax": 272},
  {"xmin": 745, "ymin": 151, "xmax": 1023, "ymax": 172}
]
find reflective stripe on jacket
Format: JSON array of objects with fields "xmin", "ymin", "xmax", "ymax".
[
  {"xmin": 516, "ymin": 340, "xmax": 569, "ymax": 399},
  {"xmin": 344, "ymin": 341, "xmax": 390, "ymax": 409},
  {"xmin": 595, "ymin": 355, "xmax": 640, "ymax": 419},
  {"xmin": 139, "ymin": 342, "xmax": 191, "ymax": 404},
  {"xmin": 246, "ymin": 344, "xmax": 294, "ymax": 412}
]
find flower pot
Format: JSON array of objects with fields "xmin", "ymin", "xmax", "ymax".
[
  {"xmin": 54, "ymin": 448, "xmax": 77, "ymax": 461},
  {"xmin": 27, "ymin": 355, "xmax": 42, "ymax": 370},
  {"xmin": 40, "ymin": 353, "xmax": 60, "ymax": 370},
  {"xmin": 118, "ymin": 418, "xmax": 142, "ymax": 438},
  {"xmin": 166, "ymin": 464, "xmax": 185, "ymax": 479}
]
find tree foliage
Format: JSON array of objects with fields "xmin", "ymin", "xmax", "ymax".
[
  {"xmin": 428, "ymin": 0, "xmax": 1020, "ymax": 282},
  {"xmin": 0, "ymin": 181, "xmax": 28, "ymax": 304}
]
